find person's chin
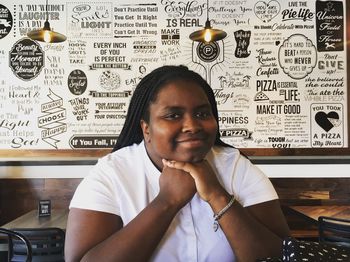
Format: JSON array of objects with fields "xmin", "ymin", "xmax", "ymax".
[
  {"xmin": 173, "ymin": 141, "xmax": 211, "ymax": 162},
  {"xmin": 176, "ymin": 150, "xmax": 207, "ymax": 163}
]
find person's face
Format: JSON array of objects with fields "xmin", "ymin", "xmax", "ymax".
[{"xmin": 141, "ymin": 79, "xmax": 218, "ymax": 169}]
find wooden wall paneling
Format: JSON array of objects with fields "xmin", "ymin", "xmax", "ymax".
[
  {"xmin": 43, "ymin": 178, "xmax": 82, "ymax": 209},
  {"xmin": 271, "ymin": 178, "xmax": 350, "ymax": 206},
  {"xmin": 0, "ymin": 178, "xmax": 44, "ymax": 225}
]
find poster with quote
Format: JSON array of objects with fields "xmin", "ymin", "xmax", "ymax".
[{"xmin": 0, "ymin": 0, "xmax": 347, "ymax": 155}]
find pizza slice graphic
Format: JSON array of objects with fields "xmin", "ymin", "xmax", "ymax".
[{"xmin": 254, "ymin": 91, "xmax": 269, "ymax": 101}]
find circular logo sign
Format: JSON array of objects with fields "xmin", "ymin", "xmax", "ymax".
[
  {"xmin": 9, "ymin": 38, "xmax": 44, "ymax": 81},
  {"xmin": 0, "ymin": 4, "xmax": 13, "ymax": 39},
  {"xmin": 68, "ymin": 69, "xmax": 88, "ymax": 95},
  {"xmin": 196, "ymin": 42, "xmax": 220, "ymax": 62}
]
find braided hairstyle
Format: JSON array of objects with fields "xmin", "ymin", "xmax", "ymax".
[{"xmin": 112, "ymin": 65, "xmax": 231, "ymax": 152}]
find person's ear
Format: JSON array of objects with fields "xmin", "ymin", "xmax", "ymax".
[{"xmin": 140, "ymin": 120, "xmax": 150, "ymax": 143}]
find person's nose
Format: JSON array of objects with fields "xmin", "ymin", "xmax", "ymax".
[{"xmin": 182, "ymin": 115, "xmax": 201, "ymax": 133}]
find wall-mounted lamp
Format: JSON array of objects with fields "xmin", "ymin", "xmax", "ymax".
[
  {"xmin": 189, "ymin": 0, "xmax": 227, "ymax": 43},
  {"xmin": 27, "ymin": 0, "xmax": 66, "ymax": 43}
]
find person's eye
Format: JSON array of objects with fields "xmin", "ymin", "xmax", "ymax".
[
  {"xmin": 164, "ymin": 113, "xmax": 181, "ymax": 120},
  {"xmin": 196, "ymin": 111, "xmax": 212, "ymax": 119}
]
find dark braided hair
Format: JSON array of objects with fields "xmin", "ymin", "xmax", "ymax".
[{"xmin": 112, "ymin": 65, "xmax": 231, "ymax": 152}]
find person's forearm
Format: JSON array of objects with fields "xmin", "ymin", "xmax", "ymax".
[
  {"xmin": 81, "ymin": 196, "xmax": 180, "ymax": 262},
  {"xmin": 209, "ymin": 193, "xmax": 283, "ymax": 262}
]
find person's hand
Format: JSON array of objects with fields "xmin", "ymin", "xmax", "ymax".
[
  {"xmin": 157, "ymin": 164, "xmax": 196, "ymax": 209},
  {"xmin": 162, "ymin": 159, "xmax": 226, "ymax": 203}
]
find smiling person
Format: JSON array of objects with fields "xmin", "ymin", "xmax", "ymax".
[{"xmin": 65, "ymin": 65, "xmax": 290, "ymax": 262}]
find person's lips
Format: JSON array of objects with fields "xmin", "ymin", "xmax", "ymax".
[{"xmin": 176, "ymin": 135, "xmax": 206, "ymax": 147}]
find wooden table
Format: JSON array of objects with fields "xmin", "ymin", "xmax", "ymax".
[
  {"xmin": 0, "ymin": 209, "xmax": 68, "ymax": 258},
  {"xmin": 289, "ymin": 205, "xmax": 350, "ymax": 222},
  {"xmin": 1, "ymin": 209, "xmax": 68, "ymax": 230},
  {"xmin": 285, "ymin": 205, "xmax": 350, "ymax": 239}
]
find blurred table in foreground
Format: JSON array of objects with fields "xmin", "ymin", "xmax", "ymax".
[
  {"xmin": 284, "ymin": 205, "xmax": 350, "ymax": 240},
  {"xmin": 0, "ymin": 209, "xmax": 68, "ymax": 260},
  {"xmin": 1, "ymin": 209, "xmax": 68, "ymax": 230},
  {"xmin": 289, "ymin": 205, "xmax": 350, "ymax": 222}
]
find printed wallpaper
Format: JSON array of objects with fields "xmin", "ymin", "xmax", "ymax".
[{"xmin": 0, "ymin": 0, "xmax": 347, "ymax": 151}]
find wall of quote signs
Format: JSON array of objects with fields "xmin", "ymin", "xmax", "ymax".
[{"xmin": 0, "ymin": 0, "xmax": 348, "ymax": 153}]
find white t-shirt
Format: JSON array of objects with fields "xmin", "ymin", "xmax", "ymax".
[{"xmin": 70, "ymin": 141, "xmax": 278, "ymax": 262}]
